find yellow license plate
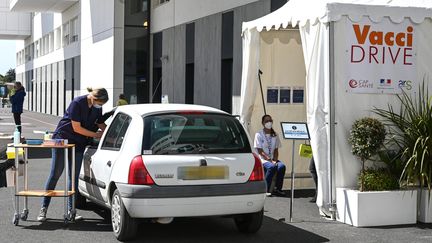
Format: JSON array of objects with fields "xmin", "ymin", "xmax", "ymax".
[{"xmin": 178, "ymin": 166, "xmax": 228, "ymax": 180}]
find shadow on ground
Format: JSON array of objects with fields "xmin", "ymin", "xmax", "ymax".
[{"xmin": 19, "ymin": 202, "xmax": 329, "ymax": 243}]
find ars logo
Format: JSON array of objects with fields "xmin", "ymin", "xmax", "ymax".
[{"xmin": 349, "ymin": 79, "xmax": 358, "ymax": 88}]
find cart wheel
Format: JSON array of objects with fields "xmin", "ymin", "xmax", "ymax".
[
  {"xmin": 64, "ymin": 214, "xmax": 70, "ymax": 225},
  {"xmin": 12, "ymin": 214, "xmax": 19, "ymax": 226},
  {"xmin": 20, "ymin": 209, "xmax": 29, "ymax": 221}
]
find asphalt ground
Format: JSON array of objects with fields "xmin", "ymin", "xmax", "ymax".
[{"xmin": 1, "ymin": 108, "xmax": 432, "ymax": 242}]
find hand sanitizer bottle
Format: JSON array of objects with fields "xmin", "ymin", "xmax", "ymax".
[{"xmin": 14, "ymin": 126, "xmax": 21, "ymax": 145}]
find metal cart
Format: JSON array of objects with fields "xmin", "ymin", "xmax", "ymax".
[{"xmin": 10, "ymin": 143, "xmax": 76, "ymax": 225}]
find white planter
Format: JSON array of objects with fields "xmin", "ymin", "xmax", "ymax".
[
  {"xmin": 336, "ymin": 188, "xmax": 417, "ymax": 227},
  {"xmin": 418, "ymin": 189, "xmax": 432, "ymax": 223}
]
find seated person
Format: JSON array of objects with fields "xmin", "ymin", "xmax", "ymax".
[{"xmin": 254, "ymin": 114, "xmax": 286, "ymax": 196}]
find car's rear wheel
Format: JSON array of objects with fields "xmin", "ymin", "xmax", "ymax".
[
  {"xmin": 234, "ymin": 209, "xmax": 263, "ymax": 233},
  {"xmin": 111, "ymin": 189, "xmax": 137, "ymax": 241}
]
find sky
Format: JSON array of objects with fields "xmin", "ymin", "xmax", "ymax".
[{"xmin": 0, "ymin": 40, "xmax": 16, "ymax": 76}]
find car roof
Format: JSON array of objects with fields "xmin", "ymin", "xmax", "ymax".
[{"xmin": 114, "ymin": 104, "xmax": 229, "ymax": 117}]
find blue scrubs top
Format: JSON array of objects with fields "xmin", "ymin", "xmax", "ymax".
[{"xmin": 53, "ymin": 95, "xmax": 103, "ymax": 151}]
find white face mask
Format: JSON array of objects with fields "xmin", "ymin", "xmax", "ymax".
[
  {"xmin": 93, "ymin": 104, "xmax": 102, "ymax": 109},
  {"xmin": 264, "ymin": 122, "xmax": 273, "ymax": 129}
]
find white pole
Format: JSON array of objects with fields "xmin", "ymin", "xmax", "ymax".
[{"xmin": 289, "ymin": 140, "xmax": 295, "ymax": 222}]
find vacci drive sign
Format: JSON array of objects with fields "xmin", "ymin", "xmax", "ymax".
[{"xmin": 343, "ymin": 17, "xmax": 416, "ymax": 94}]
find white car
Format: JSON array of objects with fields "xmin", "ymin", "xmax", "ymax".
[{"xmin": 78, "ymin": 104, "xmax": 266, "ymax": 241}]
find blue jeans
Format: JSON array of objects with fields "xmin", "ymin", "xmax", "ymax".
[
  {"xmin": 41, "ymin": 148, "xmax": 84, "ymax": 210},
  {"xmin": 262, "ymin": 161, "xmax": 286, "ymax": 192}
]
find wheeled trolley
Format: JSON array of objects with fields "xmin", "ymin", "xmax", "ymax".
[{"xmin": 10, "ymin": 143, "xmax": 76, "ymax": 225}]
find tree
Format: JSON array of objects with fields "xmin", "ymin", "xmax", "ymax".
[
  {"xmin": 0, "ymin": 74, "xmax": 4, "ymax": 84},
  {"xmin": 349, "ymin": 117, "xmax": 386, "ymax": 191},
  {"xmin": 3, "ymin": 68, "xmax": 15, "ymax": 83}
]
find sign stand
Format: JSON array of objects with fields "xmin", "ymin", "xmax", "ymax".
[{"xmin": 280, "ymin": 122, "xmax": 311, "ymax": 223}]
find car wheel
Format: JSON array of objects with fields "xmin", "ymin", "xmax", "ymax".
[
  {"xmin": 75, "ymin": 191, "xmax": 87, "ymax": 209},
  {"xmin": 234, "ymin": 209, "xmax": 263, "ymax": 233},
  {"xmin": 111, "ymin": 189, "xmax": 137, "ymax": 241}
]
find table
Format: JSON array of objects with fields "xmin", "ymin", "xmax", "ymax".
[{"xmin": 9, "ymin": 143, "xmax": 76, "ymax": 225}]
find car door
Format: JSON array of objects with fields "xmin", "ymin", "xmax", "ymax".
[{"xmin": 91, "ymin": 113, "xmax": 132, "ymax": 203}]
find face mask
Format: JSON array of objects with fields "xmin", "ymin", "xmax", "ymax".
[
  {"xmin": 264, "ymin": 122, "xmax": 273, "ymax": 129},
  {"xmin": 93, "ymin": 104, "xmax": 102, "ymax": 109}
]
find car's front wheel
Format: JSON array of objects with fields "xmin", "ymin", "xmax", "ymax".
[
  {"xmin": 234, "ymin": 209, "xmax": 264, "ymax": 233},
  {"xmin": 111, "ymin": 189, "xmax": 137, "ymax": 241}
]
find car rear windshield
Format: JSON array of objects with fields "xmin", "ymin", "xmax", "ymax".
[{"xmin": 142, "ymin": 113, "xmax": 251, "ymax": 155}]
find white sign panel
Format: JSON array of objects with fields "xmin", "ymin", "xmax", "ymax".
[
  {"xmin": 344, "ymin": 18, "xmax": 416, "ymax": 94},
  {"xmin": 280, "ymin": 122, "xmax": 310, "ymax": 140}
]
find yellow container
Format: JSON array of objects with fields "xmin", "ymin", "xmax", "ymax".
[
  {"xmin": 299, "ymin": 144, "xmax": 313, "ymax": 158},
  {"xmin": 6, "ymin": 146, "xmax": 24, "ymax": 159}
]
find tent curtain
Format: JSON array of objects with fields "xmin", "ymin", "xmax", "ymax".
[
  {"xmin": 300, "ymin": 22, "xmax": 331, "ymax": 212},
  {"xmin": 239, "ymin": 29, "xmax": 260, "ymax": 132}
]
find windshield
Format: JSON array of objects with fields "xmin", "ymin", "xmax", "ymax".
[{"xmin": 142, "ymin": 113, "xmax": 251, "ymax": 155}]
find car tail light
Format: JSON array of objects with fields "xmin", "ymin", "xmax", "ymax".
[
  {"xmin": 128, "ymin": 155, "xmax": 155, "ymax": 185},
  {"xmin": 248, "ymin": 153, "xmax": 264, "ymax": 181}
]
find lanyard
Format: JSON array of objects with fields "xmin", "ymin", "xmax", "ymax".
[{"xmin": 262, "ymin": 130, "xmax": 273, "ymax": 159}]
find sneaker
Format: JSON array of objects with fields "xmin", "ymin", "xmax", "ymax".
[
  {"xmin": 272, "ymin": 189, "xmax": 286, "ymax": 197},
  {"xmin": 69, "ymin": 211, "xmax": 83, "ymax": 221},
  {"xmin": 309, "ymin": 198, "xmax": 317, "ymax": 203},
  {"xmin": 36, "ymin": 207, "xmax": 47, "ymax": 222},
  {"xmin": 266, "ymin": 192, "xmax": 272, "ymax": 197}
]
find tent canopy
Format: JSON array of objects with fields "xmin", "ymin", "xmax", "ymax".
[
  {"xmin": 240, "ymin": 0, "xmax": 432, "ymax": 216},
  {"xmin": 242, "ymin": 0, "xmax": 432, "ymax": 32}
]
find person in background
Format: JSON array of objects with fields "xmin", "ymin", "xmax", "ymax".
[
  {"xmin": 254, "ymin": 114, "xmax": 286, "ymax": 196},
  {"xmin": 10, "ymin": 82, "xmax": 26, "ymax": 133},
  {"xmin": 309, "ymin": 156, "xmax": 318, "ymax": 203},
  {"xmin": 37, "ymin": 87, "xmax": 109, "ymax": 222},
  {"xmin": 117, "ymin": 94, "xmax": 128, "ymax": 106}
]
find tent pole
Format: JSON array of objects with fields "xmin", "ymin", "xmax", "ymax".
[
  {"xmin": 328, "ymin": 22, "xmax": 337, "ymax": 220},
  {"xmin": 258, "ymin": 69, "xmax": 267, "ymax": 115}
]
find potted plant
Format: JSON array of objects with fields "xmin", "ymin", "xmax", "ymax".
[
  {"xmin": 336, "ymin": 117, "xmax": 417, "ymax": 227},
  {"xmin": 374, "ymin": 83, "xmax": 432, "ymax": 223}
]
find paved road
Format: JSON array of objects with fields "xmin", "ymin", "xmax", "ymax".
[{"xmin": 1, "ymin": 108, "xmax": 432, "ymax": 242}]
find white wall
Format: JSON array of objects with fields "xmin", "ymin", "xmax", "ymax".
[
  {"xmin": 80, "ymin": 0, "xmax": 123, "ymax": 111},
  {"xmin": 151, "ymin": 0, "xmax": 259, "ymax": 33},
  {"xmin": 0, "ymin": 0, "xmax": 31, "ymax": 39}
]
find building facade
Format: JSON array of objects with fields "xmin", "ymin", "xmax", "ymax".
[{"xmin": 5, "ymin": 0, "xmax": 287, "ymax": 115}]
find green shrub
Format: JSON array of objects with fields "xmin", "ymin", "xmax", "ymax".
[
  {"xmin": 349, "ymin": 117, "xmax": 386, "ymax": 191},
  {"xmin": 358, "ymin": 168, "xmax": 400, "ymax": 191},
  {"xmin": 374, "ymin": 82, "xmax": 432, "ymax": 189}
]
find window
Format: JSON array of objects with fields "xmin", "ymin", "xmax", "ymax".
[
  {"xmin": 49, "ymin": 31, "xmax": 54, "ymax": 52},
  {"xmin": 70, "ymin": 17, "xmax": 78, "ymax": 43},
  {"xmin": 293, "ymin": 88, "xmax": 305, "ymax": 103},
  {"xmin": 63, "ymin": 22, "xmax": 70, "ymax": 47},
  {"xmin": 44, "ymin": 35, "xmax": 49, "ymax": 54},
  {"xmin": 185, "ymin": 23, "xmax": 195, "ymax": 104},
  {"xmin": 35, "ymin": 40, "xmax": 40, "ymax": 58},
  {"xmin": 221, "ymin": 12, "xmax": 233, "ymax": 113},
  {"xmin": 101, "ymin": 113, "xmax": 132, "ymax": 150},
  {"xmin": 143, "ymin": 113, "xmax": 251, "ymax": 155},
  {"xmin": 55, "ymin": 27, "xmax": 61, "ymax": 50},
  {"xmin": 271, "ymin": 0, "xmax": 287, "ymax": 12},
  {"xmin": 25, "ymin": 46, "xmax": 31, "ymax": 62}
]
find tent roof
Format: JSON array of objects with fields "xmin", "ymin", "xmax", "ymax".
[{"xmin": 242, "ymin": 0, "xmax": 432, "ymax": 33}]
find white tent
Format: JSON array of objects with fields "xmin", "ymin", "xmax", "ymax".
[{"xmin": 240, "ymin": 0, "xmax": 432, "ymax": 216}]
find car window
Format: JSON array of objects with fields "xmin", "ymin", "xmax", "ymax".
[
  {"xmin": 101, "ymin": 113, "xmax": 131, "ymax": 150},
  {"xmin": 142, "ymin": 113, "xmax": 251, "ymax": 155}
]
